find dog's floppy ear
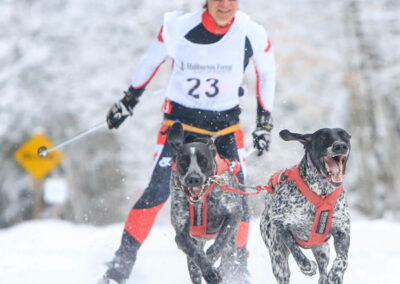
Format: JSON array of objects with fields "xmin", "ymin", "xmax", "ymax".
[
  {"xmin": 279, "ymin": 129, "xmax": 312, "ymax": 147},
  {"xmin": 167, "ymin": 122, "xmax": 184, "ymax": 151}
]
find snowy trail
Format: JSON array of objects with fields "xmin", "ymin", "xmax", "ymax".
[{"xmin": 0, "ymin": 216, "xmax": 399, "ymax": 284}]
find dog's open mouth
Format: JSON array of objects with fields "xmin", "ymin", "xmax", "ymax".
[
  {"xmin": 323, "ymin": 155, "xmax": 347, "ymax": 184},
  {"xmin": 182, "ymin": 183, "xmax": 209, "ymax": 203}
]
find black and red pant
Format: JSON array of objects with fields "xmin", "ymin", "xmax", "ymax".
[{"xmin": 107, "ymin": 124, "xmax": 250, "ymax": 281}]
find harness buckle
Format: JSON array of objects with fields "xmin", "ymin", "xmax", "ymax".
[{"xmin": 211, "ymin": 175, "xmax": 222, "ymax": 186}]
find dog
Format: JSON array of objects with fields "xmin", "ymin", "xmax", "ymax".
[
  {"xmin": 260, "ymin": 128, "xmax": 351, "ymax": 284},
  {"xmin": 167, "ymin": 122, "xmax": 245, "ymax": 284}
]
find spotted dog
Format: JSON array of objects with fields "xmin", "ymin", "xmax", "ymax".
[
  {"xmin": 260, "ymin": 128, "xmax": 351, "ymax": 284},
  {"xmin": 167, "ymin": 122, "xmax": 244, "ymax": 284}
]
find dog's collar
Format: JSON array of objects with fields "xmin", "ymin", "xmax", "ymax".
[
  {"xmin": 306, "ymin": 152, "xmax": 316, "ymax": 170},
  {"xmin": 306, "ymin": 152, "xmax": 329, "ymax": 183}
]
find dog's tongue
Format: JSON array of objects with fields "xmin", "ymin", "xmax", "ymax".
[
  {"xmin": 191, "ymin": 187, "xmax": 202, "ymax": 197},
  {"xmin": 324, "ymin": 157, "xmax": 340, "ymax": 174},
  {"xmin": 324, "ymin": 157, "xmax": 343, "ymax": 183}
]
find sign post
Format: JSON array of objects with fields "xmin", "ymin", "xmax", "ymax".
[{"xmin": 14, "ymin": 133, "xmax": 63, "ymax": 218}]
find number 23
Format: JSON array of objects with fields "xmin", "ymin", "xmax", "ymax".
[{"xmin": 187, "ymin": 78, "xmax": 219, "ymax": 99}]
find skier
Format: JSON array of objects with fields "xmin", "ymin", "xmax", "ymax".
[{"xmin": 100, "ymin": 0, "xmax": 276, "ymax": 283}]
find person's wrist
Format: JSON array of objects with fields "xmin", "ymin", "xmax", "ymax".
[{"xmin": 121, "ymin": 86, "xmax": 140, "ymax": 115}]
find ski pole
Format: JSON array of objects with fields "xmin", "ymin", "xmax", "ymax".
[{"xmin": 37, "ymin": 121, "xmax": 107, "ymax": 157}]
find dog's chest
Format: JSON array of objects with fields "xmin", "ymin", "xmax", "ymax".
[
  {"xmin": 170, "ymin": 175, "xmax": 235, "ymax": 236},
  {"xmin": 190, "ymin": 189, "xmax": 234, "ymax": 237},
  {"xmin": 270, "ymin": 185, "xmax": 316, "ymax": 232}
]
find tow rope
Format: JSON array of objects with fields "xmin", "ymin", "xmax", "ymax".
[{"xmin": 210, "ymin": 176, "xmax": 274, "ymax": 196}]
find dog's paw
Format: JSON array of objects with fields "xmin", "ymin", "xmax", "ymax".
[
  {"xmin": 299, "ymin": 259, "xmax": 317, "ymax": 276},
  {"xmin": 318, "ymin": 274, "xmax": 328, "ymax": 284},
  {"xmin": 203, "ymin": 266, "xmax": 222, "ymax": 284},
  {"xmin": 327, "ymin": 271, "xmax": 344, "ymax": 284},
  {"xmin": 326, "ymin": 257, "xmax": 347, "ymax": 283}
]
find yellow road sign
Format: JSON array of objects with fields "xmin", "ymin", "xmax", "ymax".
[{"xmin": 14, "ymin": 133, "xmax": 63, "ymax": 180}]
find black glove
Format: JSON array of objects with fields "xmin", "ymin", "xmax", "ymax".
[
  {"xmin": 106, "ymin": 86, "xmax": 143, "ymax": 129},
  {"xmin": 252, "ymin": 110, "xmax": 273, "ymax": 156},
  {"xmin": 106, "ymin": 102, "xmax": 129, "ymax": 129}
]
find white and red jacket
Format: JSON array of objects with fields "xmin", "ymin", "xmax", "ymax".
[{"xmin": 129, "ymin": 8, "xmax": 276, "ymax": 117}]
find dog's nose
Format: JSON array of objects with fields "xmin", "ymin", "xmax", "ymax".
[
  {"xmin": 186, "ymin": 174, "xmax": 202, "ymax": 187},
  {"xmin": 332, "ymin": 142, "xmax": 348, "ymax": 153}
]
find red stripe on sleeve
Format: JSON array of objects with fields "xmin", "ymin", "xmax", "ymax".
[
  {"xmin": 157, "ymin": 26, "xmax": 164, "ymax": 42},
  {"xmin": 133, "ymin": 60, "xmax": 165, "ymax": 89},
  {"xmin": 264, "ymin": 39, "xmax": 271, "ymax": 53},
  {"xmin": 252, "ymin": 60, "xmax": 266, "ymax": 110}
]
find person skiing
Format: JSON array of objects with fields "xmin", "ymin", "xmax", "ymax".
[{"xmin": 100, "ymin": 0, "xmax": 276, "ymax": 283}]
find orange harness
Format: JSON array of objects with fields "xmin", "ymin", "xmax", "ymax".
[
  {"xmin": 189, "ymin": 156, "xmax": 242, "ymax": 238},
  {"xmin": 188, "ymin": 156, "xmax": 240, "ymax": 238},
  {"xmin": 269, "ymin": 165, "xmax": 343, "ymax": 247},
  {"xmin": 172, "ymin": 155, "xmax": 240, "ymax": 238}
]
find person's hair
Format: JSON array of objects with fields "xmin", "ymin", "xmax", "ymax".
[{"xmin": 203, "ymin": 1, "xmax": 208, "ymax": 8}]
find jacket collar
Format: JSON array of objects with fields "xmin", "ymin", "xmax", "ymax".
[{"xmin": 202, "ymin": 8, "xmax": 235, "ymax": 35}]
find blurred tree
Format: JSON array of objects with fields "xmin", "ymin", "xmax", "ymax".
[{"xmin": 344, "ymin": 0, "xmax": 400, "ymax": 217}]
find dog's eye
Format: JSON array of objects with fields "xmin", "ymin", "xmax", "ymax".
[
  {"xmin": 178, "ymin": 155, "xmax": 190, "ymax": 169},
  {"xmin": 336, "ymin": 130, "xmax": 344, "ymax": 137},
  {"xmin": 320, "ymin": 133, "xmax": 328, "ymax": 140},
  {"xmin": 197, "ymin": 155, "xmax": 208, "ymax": 169},
  {"xmin": 338, "ymin": 130, "xmax": 350, "ymax": 140}
]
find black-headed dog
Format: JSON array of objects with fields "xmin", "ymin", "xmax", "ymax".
[
  {"xmin": 260, "ymin": 128, "xmax": 351, "ymax": 284},
  {"xmin": 167, "ymin": 122, "xmax": 244, "ymax": 284}
]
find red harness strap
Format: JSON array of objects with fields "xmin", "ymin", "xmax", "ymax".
[
  {"xmin": 189, "ymin": 182, "xmax": 219, "ymax": 238},
  {"xmin": 283, "ymin": 165, "xmax": 343, "ymax": 247},
  {"xmin": 189, "ymin": 155, "xmax": 231, "ymax": 238},
  {"xmin": 189, "ymin": 181, "xmax": 219, "ymax": 238}
]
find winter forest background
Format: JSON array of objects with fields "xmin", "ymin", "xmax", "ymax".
[{"xmin": 1, "ymin": 0, "xmax": 399, "ymax": 230}]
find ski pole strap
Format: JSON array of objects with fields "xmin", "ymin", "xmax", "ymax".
[{"xmin": 162, "ymin": 120, "xmax": 241, "ymax": 137}]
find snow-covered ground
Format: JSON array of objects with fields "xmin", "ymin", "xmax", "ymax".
[{"xmin": 0, "ymin": 213, "xmax": 399, "ymax": 284}]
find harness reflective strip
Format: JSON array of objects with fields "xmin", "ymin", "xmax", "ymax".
[
  {"xmin": 284, "ymin": 165, "xmax": 343, "ymax": 247},
  {"xmin": 162, "ymin": 119, "xmax": 241, "ymax": 136}
]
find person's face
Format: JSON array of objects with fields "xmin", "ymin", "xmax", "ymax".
[{"xmin": 207, "ymin": 0, "xmax": 238, "ymax": 27}]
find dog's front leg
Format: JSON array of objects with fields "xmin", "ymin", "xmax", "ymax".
[
  {"xmin": 175, "ymin": 228, "xmax": 222, "ymax": 284},
  {"xmin": 206, "ymin": 213, "xmax": 240, "ymax": 264},
  {"xmin": 188, "ymin": 256, "xmax": 202, "ymax": 284},
  {"xmin": 311, "ymin": 243, "xmax": 330, "ymax": 284},
  {"xmin": 327, "ymin": 229, "xmax": 350, "ymax": 284},
  {"xmin": 220, "ymin": 233, "xmax": 244, "ymax": 283},
  {"xmin": 277, "ymin": 223, "xmax": 317, "ymax": 276}
]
